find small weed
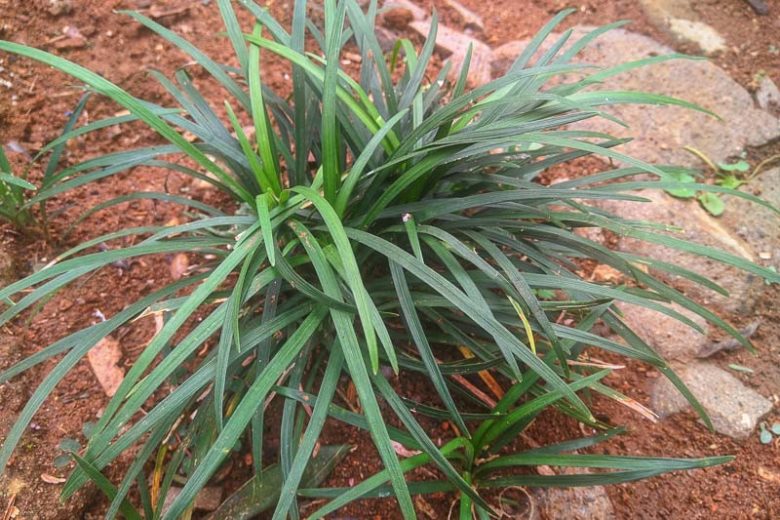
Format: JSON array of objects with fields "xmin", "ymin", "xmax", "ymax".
[
  {"xmin": 673, "ymin": 146, "xmax": 780, "ymax": 217},
  {"xmin": 759, "ymin": 422, "xmax": 780, "ymax": 445},
  {"xmin": 0, "ymin": 145, "xmax": 36, "ymax": 228},
  {"xmin": 0, "ymin": 96, "xmax": 89, "ymax": 234},
  {"xmin": 727, "ymin": 363, "xmax": 754, "ymax": 374},
  {"xmin": 53, "ymin": 438, "xmax": 81, "ymax": 469}
]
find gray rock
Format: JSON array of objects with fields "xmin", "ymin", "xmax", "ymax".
[
  {"xmin": 444, "ymin": 0, "xmax": 484, "ymax": 32},
  {"xmin": 491, "ymin": 28, "xmax": 780, "ymax": 167},
  {"xmin": 537, "ymin": 469, "xmax": 615, "ymax": 520},
  {"xmin": 193, "ymin": 486, "xmax": 223, "ymax": 511},
  {"xmin": 638, "ymin": 0, "xmax": 697, "ymax": 21},
  {"xmin": 381, "ymin": 7, "xmax": 415, "ymax": 31},
  {"xmin": 162, "ymin": 486, "xmax": 224, "ymax": 514},
  {"xmin": 46, "ymin": 0, "xmax": 73, "ymax": 16},
  {"xmin": 638, "ymin": 0, "xmax": 725, "ymax": 54},
  {"xmin": 719, "ymin": 167, "xmax": 780, "ymax": 272},
  {"xmin": 666, "ymin": 17, "xmax": 726, "ymax": 54},
  {"xmin": 375, "ymin": 26, "xmax": 398, "ymax": 53},
  {"xmin": 490, "ymin": 28, "xmax": 780, "ymax": 315},
  {"xmin": 616, "ymin": 301, "xmax": 708, "ymax": 361},
  {"xmin": 492, "ymin": 28, "xmax": 780, "ymax": 314},
  {"xmin": 410, "ymin": 21, "xmax": 493, "ymax": 87},
  {"xmin": 651, "ymin": 361, "xmax": 773, "ymax": 439},
  {"xmin": 382, "ymin": 0, "xmax": 427, "ymax": 27},
  {"xmin": 696, "ymin": 321, "xmax": 759, "ymax": 359},
  {"xmin": 756, "ymin": 75, "xmax": 780, "ymax": 116},
  {"xmin": 599, "ymin": 189, "xmax": 763, "ymax": 315}
]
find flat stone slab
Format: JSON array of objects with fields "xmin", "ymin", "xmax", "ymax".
[
  {"xmin": 639, "ymin": 0, "xmax": 726, "ymax": 54},
  {"xmin": 410, "ymin": 20, "xmax": 493, "ymax": 87},
  {"xmin": 536, "ymin": 468, "xmax": 616, "ymax": 520},
  {"xmin": 599, "ymin": 190, "xmax": 763, "ymax": 315},
  {"xmin": 756, "ymin": 76, "xmax": 780, "ymax": 116},
  {"xmin": 651, "ymin": 361, "xmax": 773, "ymax": 439},
  {"xmin": 490, "ymin": 26, "xmax": 779, "ymax": 315},
  {"xmin": 382, "ymin": 0, "xmax": 427, "ymax": 24},
  {"xmin": 665, "ymin": 17, "xmax": 725, "ymax": 54},
  {"xmin": 491, "ymin": 27, "xmax": 780, "ymax": 168},
  {"xmin": 617, "ymin": 301, "xmax": 708, "ymax": 361},
  {"xmin": 443, "ymin": 0, "xmax": 484, "ymax": 33},
  {"xmin": 720, "ymin": 167, "xmax": 780, "ymax": 272},
  {"xmin": 381, "ymin": 0, "xmax": 493, "ymax": 88}
]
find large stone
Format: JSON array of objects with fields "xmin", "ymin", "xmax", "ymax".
[
  {"xmin": 599, "ymin": 190, "xmax": 763, "ymax": 315},
  {"xmin": 720, "ymin": 167, "xmax": 780, "ymax": 272},
  {"xmin": 617, "ymin": 301, "xmax": 708, "ymax": 361},
  {"xmin": 637, "ymin": 0, "xmax": 697, "ymax": 21},
  {"xmin": 410, "ymin": 20, "xmax": 493, "ymax": 87},
  {"xmin": 756, "ymin": 76, "xmax": 780, "ymax": 116},
  {"xmin": 537, "ymin": 469, "xmax": 615, "ymax": 520},
  {"xmin": 651, "ymin": 361, "xmax": 773, "ymax": 439},
  {"xmin": 162, "ymin": 486, "xmax": 224, "ymax": 514},
  {"xmin": 638, "ymin": 0, "xmax": 725, "ymax": 54},
  {"xmin": 444, "ymin": 0, "xmax": 484, "ymax": 33},
  {"xmin": 492, "ymin": 28, "xmax": 780, "ymax": 314},
  {"xmin": 382, "ymin": 0, "xmax": 427, "ymax": 24},
  {"xmin": 491, "ymin": 28, "xmax": 780, "ymax": 167},
  {"xmin": 666, "ymin": 18, "xmax": 725, "ymax": 54}
]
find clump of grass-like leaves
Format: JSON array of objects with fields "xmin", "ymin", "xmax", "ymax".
[
  {"xmin": 0, "ymin": 145, "xmax": 37, "ymax": 229},
  {"xmin": 0, "ymin": 93, "xmax": 95, "ymax": 232},
  {"xmin": 0, "ymin": 1, "xmax": 777, "ymax": 518}
]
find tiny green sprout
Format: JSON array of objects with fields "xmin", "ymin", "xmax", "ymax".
[
  {"xmin": 58, "ymin": 438, "xmax": 81, "ymax": 453},
  {"xmin": 534, "ymin": 289, "xmax": 557, "ymax": 300},
  {"xmin": 0, "ymin": 145, "xmax": 37, "ymax": 229},
  {"xmin": 772, "ymin": 423, "xmax": 780, "ymax": 436},
  {"xmin": 727, "ymin": 363, "xmax": 754, "ymax": 374},
  {"xmin": 53, "ymin": 454, "xmax": 72, "ymax": 469},
  {"xmin": 661, "ymin": 169, "xmax": 697, "ymax": 199},
  {"xmin": 698, "ymin": 192, "xmax": 725, "ymax": 217},
  {"xmin": 717, "ymin": 160, "xmax": 750, "ymax": 173},
  {"xmin": 681, "ymin": 146, "xmax": 756, "ymax": 216},
  {"xmin": 81, "ymin": 421, "xmax": 97, "ymax": 439},
  {"xmin": 53, "ymin": 438, "xmax": 81, "ymax": 468},
  {"xmin": 718, "ymin": 174, "xmax": 743, "ymax": 190},
  {"xmin": 759, "ymin": 423, "xmax": 773, "ymax": 444}
]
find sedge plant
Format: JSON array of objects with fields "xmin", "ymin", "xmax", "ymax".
[
  {"xmin": 0, "ymin": 145, "xmax": 37, "ymax": 229},
  {"xmin": 0, "ymin": 1, "xmax": 778, "ymax": 518},
  {"xmin": 0, "ymin": 94, "xmax": 92, "ymax": 233}
]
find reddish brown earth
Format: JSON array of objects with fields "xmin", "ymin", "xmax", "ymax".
[{"xmin": 0, "ymin": 0, "xmax": 778, "ymax": 518}]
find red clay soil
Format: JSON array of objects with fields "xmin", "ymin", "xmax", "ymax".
[{"xmin": 0, "ymin": 0, "xmax": 778, "ymax": 518}]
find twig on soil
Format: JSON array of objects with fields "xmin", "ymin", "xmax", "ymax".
[
  {"xmin": 2, "ymin": 492, "xmax": 18, "ymax": 520},
  {"xmin": 684, "ymin": 145, "xmax": 719, "ymax": 173},
  {"xmin": 749, "ymin": 154, "xmax": 780, "ymax": 180},
  {"xmin": 497, "ymin": 486, "xmax": 537, "ymax": 519},
  {"xmin": 447, "ymin": 495, "xmax": 459, "ymax": 520},
  {"xmin": 696, "ymin": 321, "xmax": 760, "ymax": 358},
  {"xmin": 451, "ymin": 373, "xmax": 497, "ymax": 408},
  {"xmin": 567, "ymin": 358, "xmax": 625, "ymax": 370}
]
